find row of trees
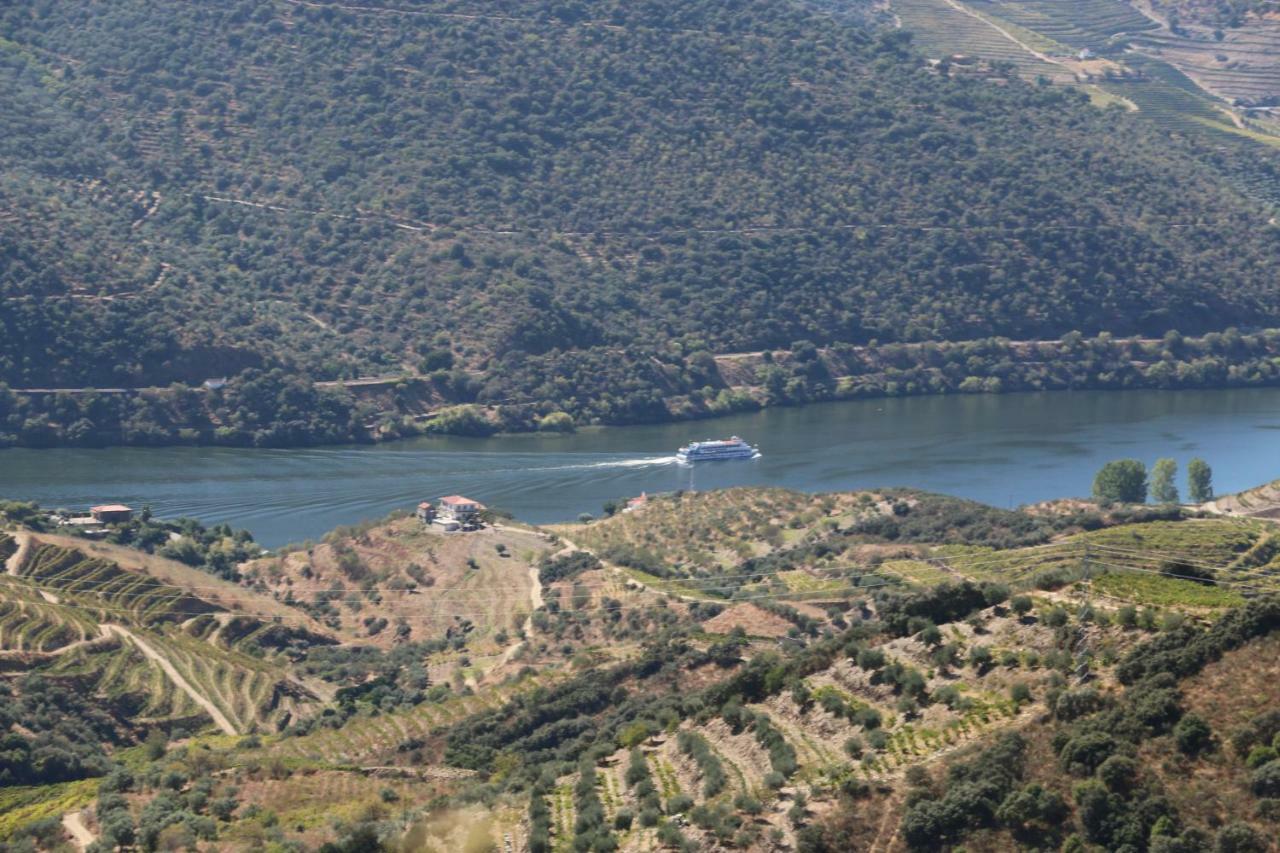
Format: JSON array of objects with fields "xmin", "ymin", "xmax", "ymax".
[
  {"xmin": 1092, "ymin": 458, "xmax": 1213, "ymax": 505},
  {"xmin": 8, "ymin": 325, "xmax": 1280, "ymax": 448}
]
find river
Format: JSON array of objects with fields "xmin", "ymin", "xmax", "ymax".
[{"xmin": 2, "ymin": 388, "xmax": 1279, "ymax": 547}]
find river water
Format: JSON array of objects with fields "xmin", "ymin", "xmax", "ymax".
[{"xmin": 2, "ymin": 389, "xmax": 1279, "ymax": 547}]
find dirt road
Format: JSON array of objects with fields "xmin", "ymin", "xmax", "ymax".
[
  {"xmin": 104, "ymin": 624, "xmax": 238, "ymax": 735},
  {"xmin": 62, "ymin": 810, "xmax": 95, "ymax": 850},
  {"xmin": 4, "ymin": 532, "xmax": 30, "ymax": 576}
]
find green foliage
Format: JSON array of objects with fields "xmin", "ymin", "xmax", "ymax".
[
  {"xmin": 3, "ymin": 0, "xmax": 1280, "ymax": 448},
  {"xmin": 1215, "ymin": 821, "xmax": 1268, "ymax": 853},
  {"xmin": 1188, "ymin": 458, "xmax": 1214, "ymax": 503},
  {"xmin": 537, "ymin": 412, "xmax": 576, "ymax": 433},
  {"xmin": 677, "ymin": 731, "xmax": 727, "ymax": 799},
  {"xmin": 1093, "ymin": 459, "xmax": 1148, "ymax": 505},
  {"xmin": 877, "ymin": 580, "xmax": 1008, "ymax": 637},
  {"xmin": 0, "ymin": 677, "xmax": 124, "ymax": 787},
  {"xmin": 572, "ymin": 760, "xmax": 614, "ymax": 852},
  {"xmin": 423, "ymin": 406, "xmax": 496, "ymax": 438},
  {"xmin": 750, "ymin": 713, "xmax": 798, "ymax": 779},
  {"xmin": 900, "ymin": 733, "xmax": 1028, "ymax": 851},
  {"xmin": 1151, "ymin": 458, "xmax": 1180, "ymax": 504},
  {"xmin": 848, "ymin": 491, "xmax": 1055, "ymax": 549},
  {"xmin": 538, "ymin": 551, "xmax": 601, "ymax": 586},
  {"xmin": 1174, "ymin": 713, "xmax": 1213, "ymax": 756}
]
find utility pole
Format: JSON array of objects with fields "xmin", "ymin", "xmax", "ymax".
[{"xmin": 1073, "ymin": 541, "xmax": 1094, "ymax": 684}]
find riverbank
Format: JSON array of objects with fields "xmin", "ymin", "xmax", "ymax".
[
  {"xmin": 4, "ymin": 387, "xmax": 1279, "ymax": 547},
  {"xmin": 3, "ymin": 328, "xmax": 1280, "ymax": 450}
]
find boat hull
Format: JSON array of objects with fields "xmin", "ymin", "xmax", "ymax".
[{"xmin": 676, "ymin": 448, "xmax": 760, "ymax": 463}]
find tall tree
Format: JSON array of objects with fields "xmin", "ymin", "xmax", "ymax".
[
  {"xmin": 1188, "ymin": 458, "xmax": 1214, "ymax": 503},
  {"xmin": 1092, "ymin": 460, "xmax": 1148, "ymax": 505},
  {"xmin": 1150, "ymin": 458, "xmax": 1179, "ymax": 504}
]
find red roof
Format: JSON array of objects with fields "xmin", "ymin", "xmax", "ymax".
[
  {"xmin": 417, "ymin": 501, "xmax": 433, "ymax": 510},
  {"xmin": 439, "ymin": 495, "xmax": 485, "ymax": 509},
  {"xmin": 91, "ymin": 504, "xmax": 133, "ymax": 513}
]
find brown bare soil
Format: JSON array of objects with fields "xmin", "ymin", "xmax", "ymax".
[
  {"xmin": 242, "ymin": 518, "xmax": 550, "ymax": 651},
  {"xmin": 703, "ymin": 603, "xmax": 794, "ymax": 638}
]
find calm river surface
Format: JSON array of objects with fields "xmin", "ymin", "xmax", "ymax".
[{"xmin": 2, "ymin": 389, "xmax": 1279, "ymax": 547}]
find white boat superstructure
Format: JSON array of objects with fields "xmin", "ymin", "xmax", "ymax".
[{"xmin": 676, "ymin": 436, "xmax": 760, "ymax": 463}]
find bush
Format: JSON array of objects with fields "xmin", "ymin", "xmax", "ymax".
[
  {"xmin": 1174, "ymin": 713, "xmax": 1213, "ymax": 756},
  {"xmin": 668, "ymin": 793, "xmax": 694, "ymax": 814},
  {"xmin": 1215, "ymin": 821, "xmax": 1267, "ymax": 853},
  {"xmin": 1245, "ymin": 746, "xmax": 1277, "ymax": 769},
  {"xmin": 1250, "ymin": 760, "xmax": 1280, "ymax": 798}
]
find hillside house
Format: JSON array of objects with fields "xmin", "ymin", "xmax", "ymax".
[
  {"xmin": 437, "ymin": 495, "xmax": 485, "ymax": 529},
  {"xmin": 416, "ymin": 501, "xmax": 435, "ymax": 524},
  {"xmin": 623, "ymin": 492, "xmax": 649, "ymax": 513},
  {"xmin": 90, "ymin": 504, "xmax": 134, "ymax": 524}
]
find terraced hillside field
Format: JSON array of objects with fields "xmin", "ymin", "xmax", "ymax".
[
  {"xmin": 0, "ymin": 534, "xmax": 329, "ymax": 736},
  {"xmin": 892, "ymin": 0, "xmax": 1077, "ymax": 82},
  {"xmin": 1133, "ymin": 26, "xmax": 1280, "ymax": 102},
  {"xmin": 241, "ymin": 518, "xmax": 549, "ymax": 653},
  {"xmin": 522, "ymin": 591, "xmax": 1182, "ymax": 852},
  {"xmin": 555, "ymin": 488, "xmax": 883, "ymax": 576},
  {"xmin": 976, "ymin": 0, "xmax": 1158, "ymax": 50},
  {"xmin": 890, "ymin": 0, "xmax": 1280, "ymax": 203}
]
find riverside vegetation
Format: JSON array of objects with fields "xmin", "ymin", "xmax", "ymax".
[
  {"xmin": 2, "ymin": 477, "xmax": 1280, "ymax": 850},
  {"xmin": 7, "ymin": 328, "xmax": 1280, "ymax": 447},
  {"xmin": 3, "ymin": 0, "xmax": 1280, "ymax": 447}
]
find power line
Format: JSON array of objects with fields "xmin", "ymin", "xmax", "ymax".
[
  {"xmin": 1087, "ymin": 543, "xmax": 1280, "ymax": 582},
  {"xmin": 0, "ymin": 580, "xmax": 903, "ymax": 626},
  {"xmin": 0, "ymin": 562, "xmax": 890, "ymax": 597},
  {"xmin": 5, "ymin": 536, "xmax": 1274, "ymax": 630}
]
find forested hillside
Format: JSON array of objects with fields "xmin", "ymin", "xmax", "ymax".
[{"xmin": 3, "ymin": 0, "xmax": 1280, "ymax": 444}]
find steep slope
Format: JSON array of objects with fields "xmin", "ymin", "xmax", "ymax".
[
  {"xmin": 0, "ymin": 531, "xmax": 330, "ymax": 737},
  {"xmin": 2, "ymin": 0, "xmax": 1280, "ymax": 447},
  {"xmin": 4, "ymin": 487, "xmax": 1280, "ymax": 850}
]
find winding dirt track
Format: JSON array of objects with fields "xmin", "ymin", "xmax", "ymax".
[
  {"xmin": 103, "ymin": 624, "xmax": 238, "ymax": 735},
  {"xmin": 61, "ymin": 810, "xmax": 94, "ymax": 850},
  {"xmin": 4, "ymin": 532, "xmax": 30, "ymax": 576}
]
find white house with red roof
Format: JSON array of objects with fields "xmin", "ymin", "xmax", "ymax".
[{"xmin": 437, "ymin": 495, "xmax": 486, "ymax": 527}]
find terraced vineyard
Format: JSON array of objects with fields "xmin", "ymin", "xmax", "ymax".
[
  {"xmin": 893, "ymin": 0, "xmax": 1076, "ymax": 82},
  {"xmin": 890, "ymin": 0, "xmax": 1280, "ymax": 204},
  {"xmin": 973, "ymin": 0, "xmax": 1158, "ymax": 50},
  {"xmin": 0, "ymin": 534, "xmax": 328, "ymax": 736},
  {"xmin": 1130, "ymin": 20, "xmax": 1280, "ymax": 105},
  {"xmin": 557, "ymin": 488, "xmax": 869, "ymax": 576},
  {"xmin": 0, "ymin": 575, "xmax": 99, "ymax": 654},
  {"xmin": 534, "ymin": 593, "xmax": 1137, "ymax": 851},
  {"xmin": 270, "ymin": 670, "xmax": 559, "ymax": 766},
  {"xmin": 18, "ymin": 542, "xmax": 216, "ymax": 624}
]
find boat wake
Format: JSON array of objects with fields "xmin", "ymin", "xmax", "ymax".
[
  {"xmin": 565, "ymin": 455, "xmax": 680, "ymax": 470},
  {"xmin": 509, "ymin": 455, "xmax": 680, "ymax": 473}
]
